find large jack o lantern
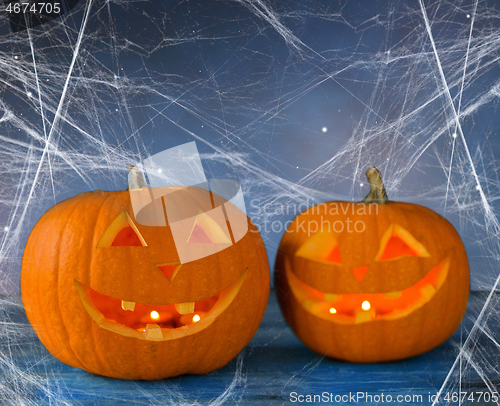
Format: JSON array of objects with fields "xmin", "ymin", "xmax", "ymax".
[
  {"xmin": 275, "ymin": 167, "xmax": 469, "ymax": 363},
  {"xmin": 22, "ymin": 168, "xmax": 269, "ymax": 380}
]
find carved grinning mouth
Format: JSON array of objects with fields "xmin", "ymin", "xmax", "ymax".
[
  {"xmin": 285, "ymin": 259, "xmax": 450, "ymax": 324},
  {"xmin": 75, "ymin": 268, "xmax": 247, "ymax": 341}
]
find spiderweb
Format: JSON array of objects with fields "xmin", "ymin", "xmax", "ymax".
[{"xmin": 0, "ymin": 0, "xmax": 499, "ymax": 404}]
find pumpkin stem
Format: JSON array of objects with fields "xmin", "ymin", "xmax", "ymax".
[
  {"xmin": 127, "ymin": 166, "xmax": 148, "ymax": 190},
  {"xmin": 362, "ymin": 167, "xmax": 389, "ymax": 204}
]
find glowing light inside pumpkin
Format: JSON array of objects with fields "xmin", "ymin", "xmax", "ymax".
[
  {"xmin": 361, "ymin": 301, "xmax": 371, "ymax": 311},
  {"xmin": 192, "ymin": 314, "xmax": 201, "ymax": 322},
  {"xmin": 329, "ymin": 307, "xmax": 337, "ymax": 314},
  {"xmin": 150, "ymin": 311, "xmax": 160, "ymax": 320}
]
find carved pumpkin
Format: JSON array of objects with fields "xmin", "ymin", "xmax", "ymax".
[
  {"xmin": 275, "ymin": 168, "xmax": 469, "ymax": 363},
  {"xmin": 21, "ymin": 168, "xmax": 269, "ymax": 379}
]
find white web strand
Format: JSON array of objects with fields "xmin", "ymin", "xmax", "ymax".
[
  {"xmin": 419, "ymin": 1, "xmax": 500, "ymax": 404},
  {"xmin": 0, "ymin": 0, "xmax": 94, "ymax": 264}
]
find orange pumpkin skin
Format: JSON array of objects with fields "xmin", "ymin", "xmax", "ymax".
[
  {"xmin": 22, "ymin": 188, "xmax": 269, "ymax": 380},
  {"xmin": 275, "ymin": 175, "xmax": 469, "ymax": 363}
]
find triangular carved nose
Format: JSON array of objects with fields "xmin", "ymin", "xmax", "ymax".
[
  {"xmin": 156, "ymin": 262, "xmax": 182, "ymax": 281},
  {"xmin": 351, "ymin": 266, "xmax": 368, "ymax": 282}
]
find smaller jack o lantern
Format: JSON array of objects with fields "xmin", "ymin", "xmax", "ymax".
[
  {"xmin": 21, "ymin": 168, "xmax": 270, "ymax": 379},
  {"xmin": 275, "ymin": 167, "xmax": 469, "ymax": 363}
]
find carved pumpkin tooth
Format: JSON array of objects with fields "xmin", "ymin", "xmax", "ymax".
[
  {"xmin": 354, "ymin": 309, "xmax": 373, "ymax": 324},
  {"xmin": 175, "ymin": 302, "xmax": 195, "ymax": 314},
  {"xmin": 144, "ymin": 324, "xmax": 163, "ymax": 341},
  {"xmin": 383, "ymin": 291, "xmax": 402, "ymax": 299},
  {"xmin": 121, "ymin": 300, "xmax": 136, "ymax": 311},
  {"xmin": 323, "ymin": 293, "xmax": 338, "ymax": 302},
  {"xmin": 420, "ymin": 284, "xmax": 436, "ymax": 300}
]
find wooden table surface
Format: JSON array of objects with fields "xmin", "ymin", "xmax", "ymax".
[{"xmin": 0, "ymin": 291, "xmax": 498, "ymax": 405}]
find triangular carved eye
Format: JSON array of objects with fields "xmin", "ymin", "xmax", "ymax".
[
  {"xmin": 186, "ymin": 211, "xmax": 232, "ymax": 244},
  {"xmin": 97, "ymin": 212, "xmax": 147, "ymax": 248},
  {"xmin": 295, "ymin": 230, "xmax": 342, "ymax": 265},
  {"xmin": 375, "ymin": 224, "xmax": 430, "ymax": 261}
]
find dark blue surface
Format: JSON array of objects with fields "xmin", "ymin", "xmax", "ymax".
[{"xmin": 0, "ymin": 291, "xmax": 497, "ymax": 405}]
